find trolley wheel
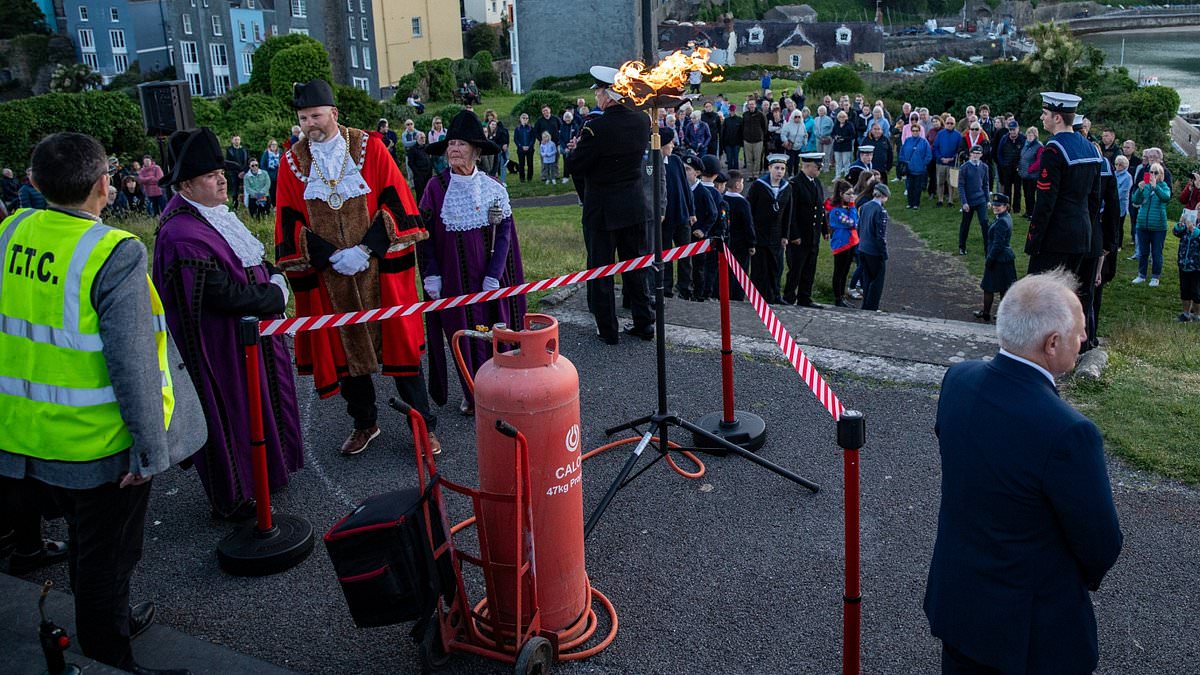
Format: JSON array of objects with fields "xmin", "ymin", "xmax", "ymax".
[
  {"xmin": 514, "ymin": 636, "xmax": 552, "ymax": 675},
  {"xmin": 419, "ymin": 617, "xmax": 450, "ymax": 673}
]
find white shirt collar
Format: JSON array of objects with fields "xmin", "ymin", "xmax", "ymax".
[{"xmin": 998, "ymin": 349, "xmax": 1057, "ymax": 388}]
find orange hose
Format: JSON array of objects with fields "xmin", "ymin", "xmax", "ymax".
[{"xmin": 450, "ymin": 329, "xmax": 479, "ymax": 395}]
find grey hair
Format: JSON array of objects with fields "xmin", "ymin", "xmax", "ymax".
[{"xmin": 995, "ymin": 269, "xmax": 1080, "ymax": 354}]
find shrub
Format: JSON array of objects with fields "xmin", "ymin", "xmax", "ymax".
[
  {"xmin": 1094, "ymin": 85, "xmax": 1179, "ymax": 150},
  {"xmin": 531, "ymin": 73, "xmax": 593, "ymax": 92},
  {"xmin": 0, "ymin": 91, "xmax": 149, "ymax": 169},
  {"xmin": 511, "ymin": 90, "xmax": 571, "ymax": 119},
  {"xmin": 472, "ymin": 50, "xmax": 499, "ymax": 91},
  {"xmin": 268, "ymin": 42, "xmax": 333, "ymax": 103},
  {"xmin": 192, "ymin": 97, "xmax": 223, "ymax": 131},
  {"xmin": 334, "ymin": 84, "xmax": 383, "ymax": 131},
  {"xmin": 803, "ymin": 66, "xmax": 866, "ymax": 98},
  {"xmin": 223, "ymin": 92, "xmax": 291, "ymax": 132},
  {"xmin": 249, "ymin": 34, "xmax": 323, "ymax": 94},
  {"xmin": 417, "ymin": 59, "xmax": 457, "ymax": 102},
  {"xmin": 465, "ymin": 23, "xmax": 499, "ymax": 57}
]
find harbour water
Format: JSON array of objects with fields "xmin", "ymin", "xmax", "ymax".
[{"xmin": 1082, "ymin": 29, "xmax": 1200, "ymax": 110}]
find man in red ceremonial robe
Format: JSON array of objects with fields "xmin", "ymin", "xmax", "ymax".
[{"xmin": 275, "ymin": 79, "xmax": 441, "ymax": 455}]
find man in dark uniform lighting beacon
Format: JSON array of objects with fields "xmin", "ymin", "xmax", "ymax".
[
  {"xmin": 565, "ymin": 65, "xmax": 654, "ymax": 345},
  {"xmin": 1026, "ymin": 92, "xmax": 1101, "ymax": 277},
  {"xmin": 274, "ymin": 79, "xmax": 439, "ymax": 455}
]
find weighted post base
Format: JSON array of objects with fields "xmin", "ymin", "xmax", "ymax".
[
  {"xmin": 217, "ymin": 513, "xmax": 314, "ymax": 577},
  {"xmin": 691, "ymin": 410, "xmax": 767, "ymax": 455}
]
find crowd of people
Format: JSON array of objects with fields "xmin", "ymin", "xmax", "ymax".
[{"xmin": 0, "ymin": 65, "xmax": 1192, "ymax": 674}]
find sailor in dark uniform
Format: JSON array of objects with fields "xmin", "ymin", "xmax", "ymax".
[
  {"xmin": 566, "ymin": 65, "xmax": 654, "ymax": 344},
  {"xmin": 746, "ymin": 153, "xmax": 793, "ymax": 303},
  {"xmin": 783, "ymin": 152, "xmax": 828, "ymax": 307},
  {"xmin": 1089, "ymin": 133, "xmax": 1122, "ymax": 351},
  {"xmin": 846, "ymin": 145, "xmax": 874, "ymax": 187},
  {"xmin": 1027, "ymin": 92, "xmax": 1101, "ymax": 277}
]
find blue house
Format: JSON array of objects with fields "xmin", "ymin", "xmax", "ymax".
[
  {"xmin": 229, "ymin": 8, "xmax": 267, "ymax": 85},
  {"xmin": 64, "ymin": 0, "xmax": 171, "ymax": 82}
]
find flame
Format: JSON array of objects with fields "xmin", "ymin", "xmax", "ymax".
[{"xmin": 613, "ymin": 47, "xmax": 718, "ymax": 106}]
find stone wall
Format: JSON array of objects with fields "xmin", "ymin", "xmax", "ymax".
[{"xmin": 885, "ymin": 36, "xmax": 1005, "ymax": 67}]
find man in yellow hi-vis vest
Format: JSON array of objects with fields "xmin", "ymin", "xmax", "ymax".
[{"xmin": 0, "ymin": 133, "xmax": 187, "ymax": 675}]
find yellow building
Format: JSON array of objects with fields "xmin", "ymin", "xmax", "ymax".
[{"xmin": 372, "ymin": 0, "xmax": 462, "ymax": 90}]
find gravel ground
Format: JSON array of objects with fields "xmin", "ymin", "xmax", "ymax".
[{"xmin": 20, "ymin": 320, "xmax": 1199, "ymax": 674}]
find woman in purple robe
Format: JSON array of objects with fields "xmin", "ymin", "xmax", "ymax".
[
  {"xmin": 151, "ymin": 128, "xmax": 303, "ymax": 520},
  {"xmin": 420, "ymin": 110, "xmax": 526, "ymax": 415}
]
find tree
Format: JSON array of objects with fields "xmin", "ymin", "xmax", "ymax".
[
  {"xmin": 1022, "ymin": 22, "xmax": 1103, "ymax": 93},
  {"xmin": 250, "ymin": 33, "xmax": 324, "ymax": 94},
  {"xmin": 465, "ymin": 23, "xmax": 499, "ymax": 58},
  {"xmin": 269, "ymin": 42, "xmax": 334, "ymax": 103},
  {"xmin": 804, "ymin": 66, "xmax": 866, "ymax": 98},
  {"xmin": 0, "ymin": 0, "xmax": 49, "ymax": 39},
  {"xmin": 48, "ymin": 63, "xmax": 102, "ymax": 93}
]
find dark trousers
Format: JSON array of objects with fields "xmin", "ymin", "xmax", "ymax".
[
  {"xmin": 1028, "ymin": 251, "xmax": 1085, "ymax": 277},
  {"xmin": 248, "ymin": 196, "xmax": 270, "ymax": 219},
  {"xmin": 786, "ymin": 148, "xmax": 801, "ymax": 176},
  {"xmin": 751, "ymin": 244, "xmax": 784, "ymax": 303},
  {"xmin": 662, "ymin": 221, "xmax": 692, "ymax": 297},
  {"xmin": 941, "ymin": 643, "xmax": 1003, "ymax": 675},
  {"xmin": 906, "ymin": 174, "xmax": 926, "ymax": 208},
  {"xmin": 783, "ymin": 242, "xmax": 819, "ymax": 304},
  {"xmin": 1079, "ymin": 256, "xmax": 1100, "ymax": 348},
  {"xmin": 958, "ymin": 204, "xmax": 989, "ymax": 251},
  {"xmin": 690, "ymin": 238, "xmax": 715, "ymax": 299},
  {"xmin": 1021, "ymin": 178, "xmax": 1037, "ymax": 216},
  {"xmin": 0, "ymin": 476, "xmax": 47, "ymax": 554},
  {"xmin": 46, "ymin": 479, "xmax": 152, "ymax": 670},
  {"xmin": 832, "ymin": 247, "xmax": 856, "ymax": 302},
  {"xmin": 341, "ymin": 372, "xmax": 437, "ymax": 432},
  {"xmin": 859, "ymin": 253, "xmax": 886, "ymax": 310},
  {"xmin": 586, "ymin": 224, "xmax": 654, "ymax": 338},
  {"xmin": 723, "ymin": 145, "xmax": 740, "ymax": 170},
  {"xmin": 516, "ymin": 149, "xmax": 535, "ymax": 182},
  {"xmin": 998, "ymin": 168, "xmax": 1020, "ymax": 213}
]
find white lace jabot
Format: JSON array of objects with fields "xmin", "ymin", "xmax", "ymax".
[
  {"xmin": 440, "ymin": 167, "xmax": 512, "ymax": 232},
  {"xmin": 302, "ymin": 132, "xmax": 371, "ymax": 205},
  {"xmin": 182, "ymin": 195, "xmax": 265, "ymax": 268}
]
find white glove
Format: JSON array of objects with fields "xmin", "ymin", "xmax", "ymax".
[
  {"xmin": 269, "ymin": 274, "xmax": 290, "ymax": 306},
  {"xmin": 482, "ymin": 276, "xmax": 500, "ymax": 292},
  {"xmin": 424, "ymin": 275, "xmax": 442, "ymax": 299},
  {"xmin": 332, "ymin": 247, "xmax": 370, "ymax": 276},
  {"xmin": 328, "ymin": 248, "xmax": 347, "ymax": 267}
]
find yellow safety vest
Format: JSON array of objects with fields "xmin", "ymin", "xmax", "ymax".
[{"xmin": 0, "ymin": 208, "xmax": 174, "ymax": 462}]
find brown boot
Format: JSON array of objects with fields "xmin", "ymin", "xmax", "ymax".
[
  {"xmin": 341, "ymin": 426, "xmax": 380, "ymax": 456},
  {"xmin": 428, "ymin": 432, "xmax": 442, "ymax": 456}
]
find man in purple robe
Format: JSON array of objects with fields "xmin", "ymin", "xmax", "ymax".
[
  {"xmin": 420, "ymin": 110, "xmax": 525, "ymax": 415},
  {"xmin": 151, "ymin": 128, "xmax": 303, "ymax": 520}
]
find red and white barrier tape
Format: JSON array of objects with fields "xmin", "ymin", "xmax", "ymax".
[
  {"xmin": 722, "ymin": 246, "xmax": 846, "ymax": 421},
  {"xmin": 259, "ymin": 239, "xmax": 712, "ymax": 336}
]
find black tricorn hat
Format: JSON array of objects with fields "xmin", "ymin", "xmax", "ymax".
[
  {"xmin": 426, "ymin": 110, "xmax": 500, "ymax": 156},
  {"xmin": 292, "ymin": 78, "xmax": 335, "ymax": 110},
  {"xmin": 159, "ymin": 127, "xmax": 240, "ymax": 187}
]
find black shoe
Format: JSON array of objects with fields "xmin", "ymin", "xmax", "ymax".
[
  {"xmin": 130, "ymin": 601, "xmax": 156, "ymax": 639},
  {"xmin": 623, "ymin": 324, "xmax": 654, "ymax": 341},
  {"xmin": 7, "ymin": 539, "xmax": 68, "ymax": 575},
  {"xmin": 796, "ymin": 301, "xmax": 823, "ymax": 309},
  {"xmin": 973, "ymin": 310, "xmax": 991, "ymax": 322},
  {"xmin": 130, "ymin": 665, "xmax": 191, "ymax": 675},
  {"xmin": 597, "ymin": 333, "xmax": 619, "ymax": 346},
  {"xmin": 692, "ymin": 295, "xmax": 707, "ymax": 302},
  {"xmin": 677, "ymin": 292, "xmax": 692, "ymax": 301},
  {"xmin": 958, "ymin": 248, "xmax": 967, "ymax": 256},
  {"xmin": 782, "ymin": 297, "xmax": 796, "ymax": 305},
  {"xmin": 663, "ymin": 291, "xmax": 675, "ymax": 298}
]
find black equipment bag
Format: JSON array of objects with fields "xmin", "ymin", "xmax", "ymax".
[{"xmin": 323, "ymin": 485, "xmax": 454, "ymax": 628}]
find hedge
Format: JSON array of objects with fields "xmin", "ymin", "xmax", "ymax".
[
  {"xmin": 334, "ymin": 84, "xmax": 383, "ymax": 131},
  {"xmin": 0, "ymin": 91, "xmax": 150, "ymax": 169},
  {"xmin": 269, "ymin": 43, "xmax": 333, "ymax": 103},
  {"xmin": 511, "ymin": 90, "xmax": 572, "ymax": 120},
  {"xmin": 803, "ymin": 66, "xmax": 866, "ymax": 98},
  {"xmin": 1093, "ymin": 85, "xmax": 1179, "ymax": 151},
  {"xmin": 530, "ymin": 73, "xmax": 593, "ymax": 92}
]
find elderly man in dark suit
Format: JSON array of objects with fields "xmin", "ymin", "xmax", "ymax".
[
  {"xmin": 925, "ymin": 269, "xmax": 1123, "ymax": 675},
  {"xmin": 566, "ymin": 65, "xmax": 654, "ymax": 344}
]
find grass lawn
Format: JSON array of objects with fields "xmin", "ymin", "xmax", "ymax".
[{"xmin": 895, "ymin": 193, "xmax": 1200, "ymax": 483}]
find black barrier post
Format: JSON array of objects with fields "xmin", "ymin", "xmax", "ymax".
[
  {"xmin": 838, "ymin": 410, "xmax": 866, "ymax": 675},
  {"xmin": 216, "ymin": 317, "xmax": 315, "ymax": 576}
]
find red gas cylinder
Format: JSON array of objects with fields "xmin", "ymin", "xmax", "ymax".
[{"xmin": 474, "ymin": 314, "xmax": 587, "ymax": 633}]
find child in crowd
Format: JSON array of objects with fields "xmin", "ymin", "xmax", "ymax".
[
  {"xmin": 827, "ymin": 179, "xmax": 860, "ymax": 308},
  {"xmin": 539, "ymin": 131, "xmax": 558, "ymax": 184},
  {"xmin": 975, "ymin": 193, "xmax": 1017, "ymax": 322},
  {"xmin": 1173, "ymin": 208, "xmax": 1200, "ymax": 322},
  {"xmin": 723, "ymin": 170, "xmax": 756, "ymax": 301}
]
